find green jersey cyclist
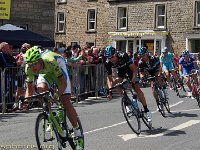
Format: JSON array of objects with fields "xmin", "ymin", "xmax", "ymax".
[{"xmin": 24, "ymin": 46, "xmax": 83, "ymax": 150}]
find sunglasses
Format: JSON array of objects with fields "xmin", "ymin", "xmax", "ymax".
[{"xmin": 28, "ymin": 61, "xmax": 39, "ymax": 67}]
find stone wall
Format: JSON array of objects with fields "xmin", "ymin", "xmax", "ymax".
[{"xmin": 1, "ymin": 0, "xmax": 55, "ymax": 40}]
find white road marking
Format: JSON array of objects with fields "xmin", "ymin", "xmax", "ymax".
[
  {"xmin": 152, "ymin": 101, "xmax": 183, "ymax": 113},
  {"xmin": 84, "ymin": 121, "xmax": 127, "ymax": 134},
  {"xmin": 118, "ymin": 120, "xmax": 200, "ymax": 141},
  {"xmin": 84, "ymin": 101, "xmax": 185, "ymax": 135}
]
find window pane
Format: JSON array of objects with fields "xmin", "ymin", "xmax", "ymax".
[
  {"xmin": 89, "ymin": 10, "xmax": 95, "ymax": 20},
  {"xmin": 89, "ymin": 22, "xmax": 95, "ymax": 29},
  {"xmin": 59, "ymin": 13, "xmax": 64, "ymax": 21},
  {"xmin": 198, "ymin": 13, "xmax": 200, "ymax": 24},
  {"xmin": 158, "ymin": 16, "xmax": 164, "ymax": 26},
  {"xmin": 59, "ymin": 23, "xmax": 64, "ymax": 31},
  {"xmin": 158, "ymin": 5, "xmax": 165, "ymax": 15},
  {"xmin": 197, "ymin": 2, "xmax": 200, "ymax": 12}
]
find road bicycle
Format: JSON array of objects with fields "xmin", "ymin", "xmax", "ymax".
[
  {"xmin": 147, "ymin": 76, "xmax": 171, "ymax": 117},
  {"xmin": 170, "ymin": 71, "xmax": 186, "ymax": 97},
  {"xmin": 189, "ymin": 71, "xmax": 200, "ymax": 108},
  {"xmin": 110, "ymin": 80, "xmax": 152, "ymax": 135},
  {"xmin": 19, "ymin": 91, "xmax": 84, "ymax": 150}
]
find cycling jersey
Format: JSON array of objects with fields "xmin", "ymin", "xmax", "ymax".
[
  {"xmin": 179, "ymin": 56, "xmax": 195, "ymax": 76},
  {"xmin": 25, "ymin": 50, "xmax": 71, "ymax": 93},
  {"xmin": 138, "ymin": 56, "xmax": 160, "ymax": 76},
  {"xmin": 160, "ymin": 52, "xmax": 174, "ymax": 71},
  {"xmin": 105, "ymin": 52, "xmax": 139, "ymax": 82}
]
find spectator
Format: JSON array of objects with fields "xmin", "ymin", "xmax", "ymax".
[
  {"xmin": 53, "ymin": 47, "xmax": 59, "ymax": 53},
  {"xmin": 92, "ymin": 47, "xmax": 102, "ymax": 64},
  {"xmin": 72, "ymin": 44, "xmax": 80, "ymax": 58},
  {"xmin": 0, "ymin": 42, "xmax": 16, "ymax": 69},
  {"xmin": 0, "ymin": 42, "xmax": 17, "ymax": 112},
  {"xmin": 14, "ymin": 43, "xmax": 31, "ymax": 110}
]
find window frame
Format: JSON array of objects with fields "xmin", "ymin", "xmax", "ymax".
[
  {"xmin": 195, "ymin": 0, "xmax": 200, "ymax": 26},
  {"xmin": 56, "ymin": 12, "xmax": 65, "ymax": 33},
  {"xmin": 117, "ymin": 7, "xmax": 127, "ymax": 30},
  {"xmin": 87, "ymin": 8, "xmax": 97, "ymax": 32},
  {"xmin": 154, "ymin": 4, "xmax": 166, "ymax": 29}
]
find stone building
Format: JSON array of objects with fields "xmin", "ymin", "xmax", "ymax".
[
  {"xmin": 55, "ymin": 0, "xmax": 109, "ymax": 48},
  {"xmin": 1, "ymin": 0, "xmax": 55, "ymax": 40},
  {"xmin": 107, "ymin": 0, "xmax": 200, "ymax": 54},
  {"xmin": 55, "ymin": 0, "xmax": 200, "ymax": 54}
]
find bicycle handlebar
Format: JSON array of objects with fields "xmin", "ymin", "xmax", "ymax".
[
  {"xmin": 19, "ymin": 91, "xmax": 50, "ymax": 101},
  {"xmin": 109, "ymin": 80, "xmax": 128, "ymax": 90}
]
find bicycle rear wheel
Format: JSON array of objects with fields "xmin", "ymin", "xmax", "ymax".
[
  {"xmin": 156, "ymin": 90, "xmax": 166, "ymax": 117},
  {"xmin": 141, "ymin": 112, "xmax": 152, "ymax": 130},
  {"xmin": 35, "ymin": 113, "xmax": 62, "ymax": 150},
  {"xmin": 121, "ymin": 97, "xmax": 141, "ymax": 135}
]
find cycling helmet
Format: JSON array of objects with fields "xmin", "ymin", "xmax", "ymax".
[
  {"xmin": 24, "ymin": 46, "xmax": 41, "ymax": 63},
  {"xmin": 137, "ymin": 47, "xmax": 148, "ymax": 55},
  {"xmin": 104, "ymin": 46, "xmax": 116, "ymax": 58},
  {"xmin": 161, "ymin": 47, "xmax": 168, "ymax": 53},
  {"xmin": 182, "ymin": 50, "xmax": 189, "ymax": 56}
]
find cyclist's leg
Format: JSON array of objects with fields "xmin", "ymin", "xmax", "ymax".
[{"xmin": 133, "ymin": 82, "xmax": 147, "ymax": 111}]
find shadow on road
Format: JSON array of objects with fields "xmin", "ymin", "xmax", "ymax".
[{"xmin": 167, "ymin": 112, "xmax": 198, "ymax": 118}]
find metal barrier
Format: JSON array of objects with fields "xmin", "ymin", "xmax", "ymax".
[
  {"xmin": 0, "ymin": 64, "xmax": 108, "ymax": 112},
  {"xmin": 70, "ymin": 63, "xmax": 107, "ymax": 102},
  {"xmin": 1, "ymin": 67, "xmax": 26, "ymax": 113}
]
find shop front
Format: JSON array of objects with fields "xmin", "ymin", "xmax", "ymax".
[{"xmin": 108, "ymin": 30, "xmax": 168, "ymax": 55}]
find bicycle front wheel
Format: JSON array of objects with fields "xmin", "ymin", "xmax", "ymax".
[
  {"xmin": 121, "ymin": 98, "xmax": 141, "ymax": 135},
  {"xmin": 35, "ymin": 113, "xmax": 62, "ymax": 150}
]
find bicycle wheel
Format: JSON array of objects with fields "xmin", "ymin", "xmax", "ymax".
[
  {"xmin": 121, "ymin": 97, "xmax": 141, "ymax": 135},
  {"xmin": 172, "ymin": 79, "xmax": 179, "ymax": 97},
  {"xmin": 156, "ymin": 90, "xmax": 166, "ymax": 117},
  {"xmin": 195, "ymin": 94, "xmax": 200, "ymax": 108},
  {"xmin": 35, "ymin": 113, "xmax": 62, "ymax": 150},
  {"xmin": 163, "ymin": 90, "xmax": 170, "ymax": 113},
  {"xmin": 141, "ymin": 111, "xmax": 152, "ymax": 130}
]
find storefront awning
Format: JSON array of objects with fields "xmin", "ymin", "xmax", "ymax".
[{"xmin": 108, "ymin": 30, "xmax": 168, "ymax": 37}]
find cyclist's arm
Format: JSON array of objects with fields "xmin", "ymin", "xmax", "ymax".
[
  {"xmin": 107, "ymin": 74, "xmax": 113, "ymax": 90},
  {"xmin": 25, "ymin": 82, "xmax": 34, "ymax": 97},
  {"xmin": 57, "ymin": 75, "xmax": 67, "ymax": 97}
]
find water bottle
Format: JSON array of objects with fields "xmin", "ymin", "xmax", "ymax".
[
  {"xmin": 131, "ymin": 94, "xmax": 139, "ymax": 109},
  {"xmin": 56, "ymin": 108, "xmax": 64, "ymax": 123}
]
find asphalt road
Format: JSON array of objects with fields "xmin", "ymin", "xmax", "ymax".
[{"xmin": 0, "ymin": 86, "xmax": 200, "ymax": 150}]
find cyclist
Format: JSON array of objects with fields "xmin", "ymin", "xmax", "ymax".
[
  {"xmin": 179, "ymin": 50, "xmax": 199, "ymax": 97},
  {"xmin": 160, "ymin": 47, "xmax": 181, "ymax": 89},
  {"xmin": 104, "ymin": 46, "xmax": 152, "ymax": 122},
  {"xmin": 24, "ymin": 46, "xmax": 83, "ymax": 150},
  {"xmin": 138, "ymin": 47, "xmax": 166, "ymax": 108}
]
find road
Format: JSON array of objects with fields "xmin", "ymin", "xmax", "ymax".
[{"xmin": 0, "ymin": 87, "xmax": 200, "ymax": 150}]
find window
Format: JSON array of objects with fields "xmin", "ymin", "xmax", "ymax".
[
  {"xmin": 117, "ymin": 7, "xmax": 127, "ymax": 30},
  {"xmin": 195, "ymin": 1, "xmax": 200, "ymax": 26},
  {"xmin": 86, "ymin": 42, "xmax": 94, "ymax": 48},
  {"xmin": 87, "ymin": 9, "xmax": 96, "ymax": 31},
  {"xmin": 155, "ymin": 4, "xmax": 166, "ymax": 29},
  {"xmin": 71, "ymin": 42, "xmax": 79, "ymax": 47},
  {"xmin": 57, "ymin": 0, "xmax": 67, "ymax": 4},
  {"xmin": 57, "ymin": 12, "xmax": 65, "ymax": 33}
]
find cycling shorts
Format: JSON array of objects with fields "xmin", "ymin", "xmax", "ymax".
[{"xmin": 162, "ymin": 63, "xmax": 174, "ymax": 72}]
